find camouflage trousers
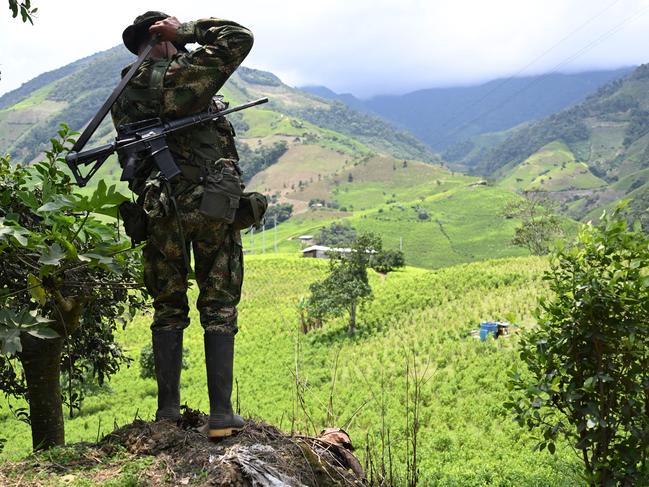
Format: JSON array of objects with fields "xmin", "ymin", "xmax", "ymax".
[{"xmin": 142, "ymin": 178, "xmax": 243, "ymax": 334}]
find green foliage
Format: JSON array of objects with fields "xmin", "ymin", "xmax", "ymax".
[
  {"xmin": 507, "ymin": 204, "xmax": 649, "ymax": 486},
  {"xmin": 264, "ymin": 203, "xmax": 293, "ymax": 229},
  {"xmin": 316, "ymin": 222, "xmax": 357, "ymax": 247},
  {"xmin": 0, "ymin": 124, "xmax": 147, "ymax": 416},
  {"xmin": 371, "ymin": 249, "xmax": 405, "ymax": 274},
  {"xmin": 139, "ymin": 344, "xmax": 189, "ymax": 380},
  {"xmin": 7, "ymin": 0, "xmax": 36, "ymax": 23},
  {"xmin": 503, "ymin": 197, "xmax": 563, "ymax": 256},
  {"xmin": 306, "ymin": 233, "xmax": 381, "ymax": 334},
  {"xmin": 291, "ymin": 102, "xmax": 436, "ymax": 162},
  {"xmin": 236, "ymin": 140, "xmax": 289, "ymax": 182}
]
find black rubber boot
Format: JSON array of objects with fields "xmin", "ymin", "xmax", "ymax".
[
  {"xmin": 152, "ymin": 329, "xmax": 183, "ymax": 422},
  {"xmin": 204, "ymin": 332, "xmax": 244, "ymax": 438}
]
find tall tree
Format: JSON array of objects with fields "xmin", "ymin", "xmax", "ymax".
[{"xmin": 503, "ymin": 195, "xmax": 563, "ymax": 255}]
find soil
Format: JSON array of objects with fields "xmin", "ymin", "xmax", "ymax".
[{"xmin": 0, "ymin": 409, "xmax": 366, "ymax": 486}]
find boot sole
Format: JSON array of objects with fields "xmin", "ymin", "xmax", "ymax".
[{"xmin": 208, "ymin": 426, "xmax": 243, "ymax": 439}]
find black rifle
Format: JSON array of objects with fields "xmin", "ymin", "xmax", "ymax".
[{"xmin": 65, "ymin": 97, "xmax": 268, "ymax": 187}]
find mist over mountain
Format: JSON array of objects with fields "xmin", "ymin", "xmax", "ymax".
[{"xmin": 303, "ymin": 68, "xmax": 634, "ymax": 151}]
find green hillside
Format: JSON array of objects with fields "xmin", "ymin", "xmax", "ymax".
[
  {"xmin": 0, "ymin": 47, "xmax": 434, "ymax": 164},
  {"xmin": 499, "ymin": 141, "xmax": 606, "ymax": 192},
  {"xmin": 0, "ymin": 46, "xmax": 546, "ymax": 269},
  {"xmin": 0, "ymin": 255, "xmax": 580, "ymax": 485},
  {"xmin": 256, "ymin": 184, "xmax": 531, "ymax": 269},
  {"xmin": 449, "ymin": 64, "xmax": 649, "ymax": 227}
]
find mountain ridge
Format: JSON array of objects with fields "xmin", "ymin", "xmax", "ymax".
[{"xmin": 302, "ymin": 67, "xmax": 635, "ymax": 151}]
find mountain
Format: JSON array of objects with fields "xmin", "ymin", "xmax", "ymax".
[
  {"xmin": 0, "ymin": 46, "xmax": 569, "ymax": 268},
  {"xmin": 459, "ymin": 63, "xmax": 649, "ymax": 228},
  {"xmin": 0, "ymin": 46, "xmax": 435, "ymax": 165},
  {"xmin": 303, "ymin": 68, "xmax": 634, "ymax": 151}
]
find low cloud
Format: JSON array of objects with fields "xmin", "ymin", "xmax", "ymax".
[{"xmin": 2, "ymin": 0, "xmax": 649, "ymax": 97}]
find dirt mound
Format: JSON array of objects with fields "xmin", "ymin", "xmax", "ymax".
[{"xmin": 0, "ymin": 409, "xmax": 366, "ymax": 486}]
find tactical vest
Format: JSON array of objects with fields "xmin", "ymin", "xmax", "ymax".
[{"xmin": 114, "ymin": 59, "xmax": 239, "ymax": 177}]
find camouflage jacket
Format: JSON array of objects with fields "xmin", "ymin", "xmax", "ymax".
[{"xmin": 111, "ymin": 18, "xmax": 254, "ymax": 191}]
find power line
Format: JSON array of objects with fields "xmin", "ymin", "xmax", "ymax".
[
  {"xmin": 429, "ymin": 0, "xmax": 624, "ymax": 139},
  {"xmin": 429, "ymin": 1, "xmax": 649, "ymax": 151}
]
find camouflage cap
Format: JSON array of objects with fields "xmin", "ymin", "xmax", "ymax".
[{"xmin": 122, "ymin": 11, "xmax": 187, "ymax": 54}]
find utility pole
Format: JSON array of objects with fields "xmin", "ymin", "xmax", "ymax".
[{"xmin": 274, "ymin": 215, "xmax": 278, "ymax": 253}]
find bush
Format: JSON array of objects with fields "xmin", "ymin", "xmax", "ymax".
[
  {"xmin": 507, "ymin": 203, "xmax": 649, "ymax": 486},
  {"xmin": 371, "ymin": 249, "xmax": 405, "ymax": 274}
]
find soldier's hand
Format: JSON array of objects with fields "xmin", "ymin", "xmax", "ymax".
[{"xmin": 149, "ymin": 16, "xmax": 181, "ymax": 42}]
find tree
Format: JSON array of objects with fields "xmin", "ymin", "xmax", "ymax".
[
  {"xmin": 506, "ymin": 204, "xmax": 649, "ymax": 486},
  {"xmin": 306, "ymin": 233, "xmax": 381, "ymax": 334},
  {"xmin": 316, "ymin": 222, "xmax": 357, "ymax": 247},
  {"xmin": 371, "ymin": 249, "xmax": 405, "ymax": 274},
  {"xmin": 0, "ymin": 126, "xmax": 146, "ymax": 450},
  {"xmin": 264, "ymin": 203, "xmax": 293, "ymax": 229},
  {"xmin": 503, "ymin": 195, "xmax": 563, "ymax": 255},
  {"xmin": 8, "ymin": 0, "xmax": 36, "ymax": 23}
]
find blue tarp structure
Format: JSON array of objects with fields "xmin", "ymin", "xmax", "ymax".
[{"xmin": 479, "ymin": 321, "xmax": 510, "ymax": 341}]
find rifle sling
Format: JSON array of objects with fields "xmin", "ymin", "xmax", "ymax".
[{"xmin": 71, "ymin": 36, "xmax": 160, "ymax": 153}]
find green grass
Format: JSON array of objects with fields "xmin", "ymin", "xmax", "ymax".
[
  {"xmin": 499, "ymin": 141, "xmax": 606, "ymax": 192},
  {"xmin": 254, "ymin": 185, "xmax": 532, "ymax": 268},
  {"xmin": 0, "ymin": 255, "xmax": 581, "ymax": 485},
  {"xmin": 1, "ymin": 85, "xmax": 55, "ymax": 111}
]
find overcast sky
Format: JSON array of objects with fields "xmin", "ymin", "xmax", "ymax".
[{"xmin": 2, "ymin": 0, "xmax": 649, "ymax": 98}]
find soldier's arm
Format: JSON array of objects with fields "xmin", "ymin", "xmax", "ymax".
[{"xmin": 161, "ymin": 18, "xmax": 254, "ymax": 117}]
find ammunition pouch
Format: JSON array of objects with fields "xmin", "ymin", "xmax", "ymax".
[
  {"xmin": 119, "ymin": 200, "xmax": 148, "ymax": 245},
  {"xmin": 199, "ymin": 168, "xmax": 243, "ymax": 224},
  {"xmin": 234, "ymin": 192, "xmax": 268, "ymax": 230}
]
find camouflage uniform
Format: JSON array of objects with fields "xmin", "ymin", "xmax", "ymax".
[{"xmin": 111, "ymin": 18, "xmax": 254, "ymax": 335}]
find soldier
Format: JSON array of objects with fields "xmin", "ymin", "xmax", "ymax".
[{"xmin": 111, "ymin": 12, "xmax": 254, "ymax": 438}]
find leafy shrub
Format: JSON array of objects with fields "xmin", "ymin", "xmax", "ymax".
[
  {"xmin": 371, "ymin": 249, "xmax": 405, "ymax": 274},
  {"xmin": 0, "ymin": 125, "xmax": 147, "ymax": 448},
  {"xmin": 507, "ymin": 204, "xmax": 649, "ymax": 486}
]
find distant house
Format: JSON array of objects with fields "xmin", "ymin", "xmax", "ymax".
[
  {"xmin": 297, "ymin": 235, "xmax": 314, "ymax": 246},
  {"xmin": 302, "ymin": 245, "xmax": 352, "ymax": 259}
]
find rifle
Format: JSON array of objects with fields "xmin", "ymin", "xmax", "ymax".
[{"xmin": 65, "ymin": 97, "xmax": 268, "ymax": 187}]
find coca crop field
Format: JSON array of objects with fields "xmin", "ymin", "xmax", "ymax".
[{"xmin": 0, "ymin": 254, "xmax": 581, "ymax": 485}]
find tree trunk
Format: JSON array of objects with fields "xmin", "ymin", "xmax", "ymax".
[
  {"xmin": 349, "ymin": 301, "xmax": 357, "ymax": 335},
  {"xmin": 19, "ymin": 333, "xmax": 65, "ymax": 450}
]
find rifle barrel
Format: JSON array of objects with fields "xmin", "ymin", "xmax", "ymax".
[{"xmin": 165, "ymin": 97, "xmax": 269, "ymax": 133}]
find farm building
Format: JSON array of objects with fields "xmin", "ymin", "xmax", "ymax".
[{"xmin": 302, "ymin": 245, "xmax": 352, "ymax": 259}]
